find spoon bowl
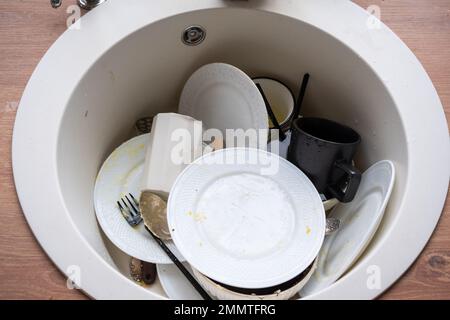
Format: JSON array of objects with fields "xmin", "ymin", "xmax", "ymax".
[{"xmin": 139, "ymin": 191, "xmax": 171, "ymax": 241}]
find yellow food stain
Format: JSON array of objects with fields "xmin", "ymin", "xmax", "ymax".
[
  {"xmin": 109, "ymin": 149, "xmax": 120, "ymax": 161},
  {"xmin": 187, "ymin": 211, "xmax": 207, "ymax": 222},
  {"xmin": 127, "ymin": 143, "xmax": 145, "ymax": 158},
  {"xmin": 306, "ymin": 226, "xmax": 312, "ymax": 235},
  {"xmin": 116, "ymin": 174, "xmax": 127, "ymax": 186},
  {"xmin": 193, "ymin": 212, "xmax": 207, "ymax": 222}
]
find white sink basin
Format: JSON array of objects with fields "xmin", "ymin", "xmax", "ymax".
[{"xmin": 12, "ymin": 0, "xmax": 449, "ymax": 299}]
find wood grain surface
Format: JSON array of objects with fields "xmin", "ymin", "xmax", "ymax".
[{"xmin": 0, "ymin": 0, "xmax": 448, "ymax": 300}]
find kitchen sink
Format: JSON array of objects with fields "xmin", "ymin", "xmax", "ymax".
[{"xmin": 12, "ymin": 0, "xmax": 449, "ymax": 299}]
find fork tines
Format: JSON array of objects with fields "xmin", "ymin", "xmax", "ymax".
[{"xmin": 117, "ymin": 193, "xmax": 143, "ymax": 227}]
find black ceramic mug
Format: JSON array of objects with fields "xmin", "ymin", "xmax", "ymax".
[{"xmin": 287, "ymin": 117, "xmax": 361, "ymax": 203}]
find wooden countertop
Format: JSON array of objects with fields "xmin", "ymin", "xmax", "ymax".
[{"xmin": 0, "ymin": 0, "xmax": 448, "ymax": 300}]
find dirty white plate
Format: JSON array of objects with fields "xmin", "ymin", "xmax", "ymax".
[
  {"xmin": 94, "ymin": 134, "xmax": 183, "ymax": 264},
  {"xmin": 300, "ymin": 160, "xmax": 395, "ymax": 296},
  {"xmin": 157, "ymin": 263, "xmax": 202, "ymax": 300},
  {"xmin": 179, "ymin": 63, "xmax": 268, "ymax": 146},
  {"xmin": 168, "ymin": 148, "xmax": 326, "ymax": 289}
]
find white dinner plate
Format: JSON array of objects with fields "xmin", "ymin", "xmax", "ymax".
[
  {"xmin": 179, "ymin": 63, "xmax": 268, "ymax": 146},
  {"xmin": 300, "ymin": 160, "xmax": 395, "ymax": 296},
  {"xmin": 94, "ymin": 134, "xmax": 183, "ymax": 264},
  {"xmin": 168, "ymin": 148, "xmax": 326, "ymax": 289},
  {"xmin": 157, "ymin": 263, "xmax": 202, "ymax": 300}
]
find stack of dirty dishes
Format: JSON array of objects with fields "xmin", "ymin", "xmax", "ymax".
[{"xmin": 94, "ymin": 63, "xmax": 395, "ymax": 300}]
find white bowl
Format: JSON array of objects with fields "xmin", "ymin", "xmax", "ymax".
[
  {"xmin": 12, "ymin": 0, "xmax": 449, "ymax": 299},
  {"xmin": 253, "ymin": 77, "xmax": 295, "ymax": 130},
  {"xmin": 192, "ymin": 259, "xmax": 318, "ymax": 300}
]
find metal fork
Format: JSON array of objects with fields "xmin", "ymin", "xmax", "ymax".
[
  {"xmin": 117, "ymin": 194, "xmax": 143, "ymax": 227},
  {"xmin": 118, "ymin": 194, "xmax": 212, "ymax": 300}
]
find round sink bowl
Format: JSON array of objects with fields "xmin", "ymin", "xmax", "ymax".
[{"xmin": 12, "ymin": 0, "xmax": 449, "ymax": 299}]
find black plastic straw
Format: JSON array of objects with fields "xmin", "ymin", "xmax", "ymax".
[
  {"xmin": 291, "ymin": 73, "xmax": 310, "ymax": 127},
  {"xmin": 256, "ymin": 83, "xmax": 287, "ymax": 142},
  {"xmin": 145, "ymin": 226, "xmax": 212, "ymax": 300}
]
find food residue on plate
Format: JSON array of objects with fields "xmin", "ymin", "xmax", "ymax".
[
  {"xmin": 187, "ymin": 211, "xmax": 207, "ymax": 222},
  {"xmin": 127, "ymin": 143, "xmax": 145, "ymax": 158}
]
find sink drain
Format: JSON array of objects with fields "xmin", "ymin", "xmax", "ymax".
[{"xmin": 182, "ymin": 26, "xmax": 206, "ymax": 46}]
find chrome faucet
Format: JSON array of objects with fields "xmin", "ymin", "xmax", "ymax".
[{"xmin": 50, "ymin": 0, "xmax": 106, "ymax": 10}]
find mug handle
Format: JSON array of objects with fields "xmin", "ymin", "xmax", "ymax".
[{"xmin": 327, "ymin": 160, "xmax": 361, "ymax": 203}]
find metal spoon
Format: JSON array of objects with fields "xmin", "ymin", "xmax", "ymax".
[
  {"xmin": 138, "ymin": 192, "xmax": 212, "ymax": 300},
  {"xmin": 139, "ymin": 191, "xmax": 171, "ymax": 240}
]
